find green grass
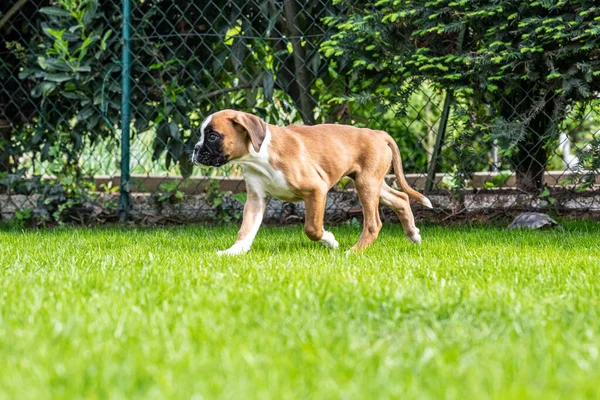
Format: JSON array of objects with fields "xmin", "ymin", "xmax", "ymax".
[{"xmin": 1, "ymin": 221, "xmax": 600, "ymax": 399}]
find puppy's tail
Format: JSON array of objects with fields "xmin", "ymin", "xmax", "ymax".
[{"xmin": 386, "ymin": 137, "xmax": 433, "ymax": 209}]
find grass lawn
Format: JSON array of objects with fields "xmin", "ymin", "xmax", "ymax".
[{"xmin": 1, "ymin": 221, "xmax": 600, "ymax": 399}]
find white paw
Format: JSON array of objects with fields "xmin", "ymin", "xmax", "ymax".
[
  {"xmin": 217, "ymin": 242, "xmax": 250, "ymax": 256},
  {"xmin": 319, "ymin": 230, "xmax": 339, "ymax": 249},
  {"xmin": 407, "ymin": 229, "xmax": 422, "ymax": 245}
]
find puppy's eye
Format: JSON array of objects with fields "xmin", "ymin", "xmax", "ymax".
[{"xmin": 208, "ymin": 133, "xmax": 218, "ymax": 142}]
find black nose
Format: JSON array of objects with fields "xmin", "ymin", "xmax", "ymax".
[{"xmin": 194, "ymin": 144, "xmax": 201, "ymax": 154}]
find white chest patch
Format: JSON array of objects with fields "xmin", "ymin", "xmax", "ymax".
[{"xmin": 234, "ymin": 127, "xmax": 298, "ymax": 201}]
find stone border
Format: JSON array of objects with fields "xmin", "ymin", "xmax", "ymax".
[{"xmin": 2, "ymin": 188, "xmax": 600, "ymax": 224}]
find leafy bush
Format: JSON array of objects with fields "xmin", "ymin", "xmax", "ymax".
[
  {"xmin": 16, "ymin": 1, "xmax": 121, "ymax": 171},
  {"xmin": 322, "ymin": 0, "xmax": 600, "ymax": 190}
]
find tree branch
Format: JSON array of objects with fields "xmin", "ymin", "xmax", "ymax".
[
  {"xmin": 0, "ymin": 0, "xmax": 29, "ymax": 31},
  {"xmin": 195, "ymin": 84, "xmax": 252, "ymax": 102}
]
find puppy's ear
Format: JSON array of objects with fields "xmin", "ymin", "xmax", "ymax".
[{"xmin": 232, "ymin": 113, "xmax": 267, "ymax": 153}]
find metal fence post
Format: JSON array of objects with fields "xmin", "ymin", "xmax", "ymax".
[
  {"xmin": 424, "ymin": 26, "xmax": 465, "ymax": 194},
  {"xmin": 119, "ymin": 0, "xmax": 132, "ymax": 222},
  {"xmin": 424, "ymin": 92, "xmax": 452, "ymax": 193}
]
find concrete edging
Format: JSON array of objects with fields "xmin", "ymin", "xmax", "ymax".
[
  {"xmin": 2, "ymin": 188, "xmax": 600, "ymax": 223},
  {"xmin": 89, "ymin": 170, "xmax": 600, "ymax": 194}
]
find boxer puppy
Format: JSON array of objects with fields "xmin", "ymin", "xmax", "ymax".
[{"xmin": 192, "ymin": 110, "xmax": 432, "ymax": 255}]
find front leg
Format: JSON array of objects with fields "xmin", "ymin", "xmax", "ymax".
[{"xmin": 217, "ymin": 187, "xmax": 265, "ymax": 256}]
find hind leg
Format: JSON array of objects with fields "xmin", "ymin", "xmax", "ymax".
[
  {"xmin": 304, "ymin": 189, "xmax": 339, "ymax": 249},
  {"xmin": 350, "ymin": 177, "xmax": 384, "ymax": 252},
  {"xmin": 379, "ymin": 182, "xmax": 421, "ymax": 244}
]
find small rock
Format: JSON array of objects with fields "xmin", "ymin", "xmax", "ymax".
[{"xmin": 507, "ymin": 212, "xmax": 562, "ymax": 230}]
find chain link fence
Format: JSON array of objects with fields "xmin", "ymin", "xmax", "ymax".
[{"xmin": 1, "ymin": 0, "xmax": 599, "ymax": 226}]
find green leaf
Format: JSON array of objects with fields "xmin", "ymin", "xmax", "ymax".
[
  {"xmin": 224, "ymin": 25, "xmax": 241, "ymax": 46},
  {"xmin": 44, "ymin": 73, "xmax": 74, "ymax": 83},
  {"xmin": 44, "ymin": 58, "xmax": 71, "ymax": 71},
  {"xmin": 79, "ymin": 36, "xmax": 95, "ymax": 54},
  {"xmin": 18, "ymin": 68, "xmax": 36, "ymax": 80},
  {"xmin": 178, "ymin": 153, "xmax": 194, "ymax": 178},
  {"xmin": 61, "ymin": 91, "xmax": 86, "ymax": 100},
  {"xmin": 53, "ymin": 38, "xmax": 69, "ymax": 57},
  {"xmin": 61, "ymin": 32, "xmax": 80, "ymax": 42},
  {"xmin": 77, "ymin": 105, "xmax": 95, "ymax": 121},
  {"xmin": 169, "ymin": 139, "xmax": 184, "ymax": 159},
  {"xmin": 82, "ymin": 0, "xmax": 98, "ymax": 24},
  {"xmin": 152, "ymin": 122, "xmax": 169, "ymax": 161},
  {"xmin": 134, "ymin": 117, "xmax": 150, "ymax": 132},
  {"xmin": 231, "ymin": 40, "xmax": 247, "ymax": 71},
  {"xmin": 263, "ymin": 72, "xmax": 274, "ymax": 101},
  {"xmin": 168, "ymin": 122, "xmax": 180, "ymax": 139},
  {"xmin": 68, "ymin": 25, "xmax": 84, "ymax": 33},
  {"xmin": 39, "ymin": 7, "xmax": 72, "ymax": 18},
  {"xmin": 45, "ymin": 28, "xmax": 65, "ymax": 40},
  {"xmin": 86, "ymin": 114, "xmax": 101, "ymax": 130},
  {"xmin": 37, "ymin": 56, "xmax": 48, "ymax": 70},
  {"xmin": 31, "ymin": 82, "xmax": 57, "ymax": 98},
  {"xmin": 232, "ymin": 192, "xmax": 247, "ymax": 204},
  {"xmin": 100, "ymin": 29, "xmax": 113, "ymax": 51}
]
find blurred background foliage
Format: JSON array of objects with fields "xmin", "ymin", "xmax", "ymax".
[{"xmin": 1, "ymin": 0, "xmax": 599, "ymax": 193}]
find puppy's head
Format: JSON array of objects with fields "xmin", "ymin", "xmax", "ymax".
[{"xmin": 192, "ymin": 110, "xmax": 266, "ymax": 167}]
